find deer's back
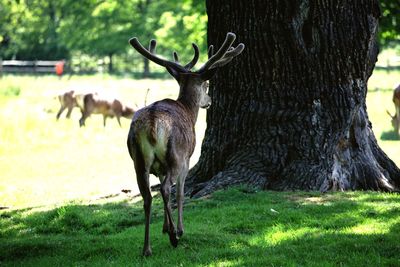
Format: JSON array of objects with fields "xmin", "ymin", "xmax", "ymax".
[
  {"xmin": 128, "ymin": 99, "xmax": 196, "ymax": 176},
  {"xmin": 85, "ymin": 94, "xmax": 123, "ymax": 116}
]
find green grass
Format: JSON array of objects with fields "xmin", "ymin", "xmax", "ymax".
[
  {"xmin": 0, "ymin": 189, "xmax": 399, "ymax": 266},
  {"xmin": 366, "ymin": 70, "xmax": 400, "ymax": 158},
  {"xmin": 0, "ymin": 70, "xmax": 399, "ymax": 209},
  {"xmin": 0, "ymin": 69, "xmax": 400, "ymax": 265},
  {"xmin": 0, "ymin": 74, "xmax": 207, "ymax": 209},
  {"xmin": 368, "ymin": 68, "xmax": 400, "ymax": 92}
]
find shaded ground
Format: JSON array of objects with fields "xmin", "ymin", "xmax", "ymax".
[{"xmin": 1, "ymin": 189, "xmax": 399, "ymax": 266}]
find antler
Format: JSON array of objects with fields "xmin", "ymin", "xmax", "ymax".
[
  {"xmin": 129, "ymin": 32, "xmax": 244, "ymax": 80},
  {"xmin": 129, "ymin": 38, "xmax": 186, "ymax": 73},
  {"xmin": 198, "ymin": 32, "xmax": 245, "ymax": 73},
  {"xmin": 184, "ymin": 43, "xmax": 200, "ymax": 70},
  {"xmin": 129, "ymin": 38, "xmax": 200, "ymax": 76}
]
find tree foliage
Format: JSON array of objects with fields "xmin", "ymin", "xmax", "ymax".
[
  {"xmin": 0, "ymin": 0, "xmax": 206, "ymax": 73},
  {"xmin": 379, "ymin": 0, "xmax": 400, "ymax": 47},
  {"xmin": 0, "ymin": 0, "xmax": 397, "ymax": 72}
]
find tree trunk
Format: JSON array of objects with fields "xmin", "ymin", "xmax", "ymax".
[
  {"xmin": 142, "ymin": 58, "xmax": 150, "ymax": 78},
  {"xmin": 186, "ymin": 0, "xmax": 400, "ymax": 198},
  {"xmin": 108, "ymin": 53, "xmax": 113, "ymax": 73}
]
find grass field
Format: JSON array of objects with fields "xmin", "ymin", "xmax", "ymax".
[
  {"xmin": 0, "ymin": 75, "xmax": 207, "ymax": 209},
  {"xmin": 0, "ymin": 69, "xmax": 399, "ymax": 265},
  {"xmin": 0, "ymin": 189, "xmax": 399, "ymax": 266},
  {"xmin": 0, "ymin": 70, "xmax": 399, "ymax": 209}
]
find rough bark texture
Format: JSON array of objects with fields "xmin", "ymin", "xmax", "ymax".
[{"xmin": 186, "ymin": 0, "xmax": 400, "ymax": 197}]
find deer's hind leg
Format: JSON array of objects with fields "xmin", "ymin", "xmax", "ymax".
[
  {"xmin": 176, "ymin": 159, "xmax": 189, "ymax": 238},
  {"xmin": 129, "ymin": 140, "xmax": 153, "ymax": 256},
  {"xmin": 136, "ymin": 169, "xmax": 152, "ymax": 256},
  {"xmin": 66, "ymin": 106, "xmax": 73, "ymax": 119},
  {"xmin": 160, "ymin": 173, "xmax": 178, "ymax": 247},
  {"xmin": 159, "ymin": 176, "xmax": 170, "ymax": 234}
]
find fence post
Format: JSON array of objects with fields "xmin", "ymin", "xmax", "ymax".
[
  {"xmin": 34, "ymin": 60, "xmax": 38, "ymax": 75},
  {"xmin": 387, "ymin": 59, "xmax": 390, "ymax": 73}
]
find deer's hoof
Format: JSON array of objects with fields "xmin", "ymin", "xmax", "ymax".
[
  {"xmin": 177, "ymin": 229, "xmax": 184, "ymax": 238},
  {"xmin": 142, "ymin": 248, "xmax": 152, "ymax": 257},
  {"xmin": 169, "ymin": 232, "xmax": 179, "ymax": 247}
]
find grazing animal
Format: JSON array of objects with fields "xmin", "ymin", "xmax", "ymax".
[
  {"xmin": 56, "ymin": 90, "xmax": 82, "ymax": 120},
  {"xmin": 127, "ymin": 32, "xmax": 244, "ymax": 256},
  {"xmin": 387, "ymin": 84, "xmax": 400, "ymax": 136},
  {"xmin": 79, "ymin": 93, "xmax": 135, "ymax": 127}
]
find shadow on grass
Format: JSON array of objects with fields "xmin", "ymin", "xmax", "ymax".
[
  {"xmin": 0, "ymin": 190, "xmax": 399, "ymax": 266},
  {"xmin": 0, "ymin": 197, "xmax": 166, "ymax": 237},
  {"xmin": 381, "ymin": 130, "xmax": 400, "ymax": 140}
]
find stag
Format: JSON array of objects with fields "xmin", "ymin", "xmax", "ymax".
[
  {"xmin": 127, "ymin": 32, "xmax": 244, "ymax": 256},
  {"xmin": 387, "ymin": 84, "xmax": 400, "ymax": 136}
]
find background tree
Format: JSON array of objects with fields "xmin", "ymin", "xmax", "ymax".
[
  {"xmin": 59, "ymin": 0, "xmax": 135, "ymax": 73},
  {"xmin": 186, "ymin": 0, "xmax": 400, "ymax": 197},
  {"xmin": 1, "ymin": 0, "xmax": 396, "ymax": 73},
  {"xmin": 0, "ymin": 0, "xmax": 14, "ymax": 58},
  {"xmin": 379, "ymin": 0, "xmax": 400, "ymax": 47},
  {"xmin": 0, "ymin": 0, "xmax": 69, "ymax": 60},
  {"xmin": 0, "ymin": 0, "xmax": 207, "ymax": 75},
  {"xmin": 134, "ymin": 0, "xmax": 207, "ymax": 76}
]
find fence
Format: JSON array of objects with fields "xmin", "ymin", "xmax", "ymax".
[
  {"xmin": 2, "ymin": 57, "xmax": 397, "ymax": 76},
  {"xmin": 0, "ymin": 58, "xmax": 164, "ymax": 77},
  {"xmin": 375, "ymin": 56, "xmax": 400, "ymax": 71},
  {"xmin": 0, "ymin": 60, "xmax": 61, "ymax": 74}
]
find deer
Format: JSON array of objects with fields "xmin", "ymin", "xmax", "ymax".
[
  {"xmin": 79, "ymin": 93, "xmax": 135, "ymax": 127},
  {"xmin": 56, "ymin": 90, "xmax": 82, "ymax": 120},
  {"xmin": 387, "ymin": 84, "xmax": 400, "ymax": 136},
  {"xmin": 127, "ymin": 32, "xmax": 244, "ymax": 256}
]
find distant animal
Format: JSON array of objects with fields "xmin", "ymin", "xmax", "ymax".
[
  {"xmin": 127, "ymin": 32, "xmax": 244, "ymax": 256},
  {"xmin": 56, "ymin": 90, "xmax": 82, "ymax": 120},
  {"xmin": 387, "ymin": 84, "xmax": 400, "ymax": 136},
  {"xmin": 79, "ymin": 93, "xmax": 135, "ymax": 127}
]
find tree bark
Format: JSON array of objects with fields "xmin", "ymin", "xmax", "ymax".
[
  {"xmin": 108, "ymin": 53, "xmax": 113, "ymax": 73},
  {"xmin": 186, "ymin": 0, "xmax": 400, "ymax": 197}
]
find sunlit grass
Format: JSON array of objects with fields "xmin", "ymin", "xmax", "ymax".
[
  {"xmin": 368, "ymin": 69, "xmax": 400, "ymax": 92},
  {"xmin": 0, "ymin": 69, "xmax": 399, "ymax": 209},
  {"xmin": 0, "ymin": 74, "xmax": 207, "ymax": 209},
  {"xmin": 0, "ymin": 189, "xmax": 399, "ymax": 266},
  {"xmin": 366, "ymin": 70, "xmax": 400, "ymax": 161}
]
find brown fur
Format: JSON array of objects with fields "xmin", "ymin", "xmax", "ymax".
[
  {"xmin": 390, "ymin": 84, "xmax": 400, "ymax": 135},
  {"xmin": 56, "ymin": 90, "xmax": 81, "ymax": 120},
  {"xmin": 79, "ymin": 93, "xmax": 135, "ymax": 127},
  {"xmin": 127, "ymin": 74, "xmax": 208, "ymax": 256},
  {"xmin": 127, "ymin": 32, "xmax": 244, "ymax": 257}
]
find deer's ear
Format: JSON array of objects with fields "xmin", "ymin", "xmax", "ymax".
[
  {"xmin": 200, "ymin": 68, "xmax": 218, "ymax": 81},
  {"xmin": 166, "ymin": 66, "xmax": 180, "ymax": 81}
]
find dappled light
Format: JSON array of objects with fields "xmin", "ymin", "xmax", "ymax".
[
  {"xmin": 1, "ymin": 189, "xmax": 399, "ymax": 265},
  {"xmin": 1, "ymin": 0, "xmax": 400, "ymax": 265}
]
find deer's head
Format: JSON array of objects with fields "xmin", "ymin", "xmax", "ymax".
[
  {"xmin": 129, "ymin": 33, "xmax": 244, "ymax": 109},
  {"xmin": 386, "ymin": 110, "xmax": 399, "ymax": 129}
]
